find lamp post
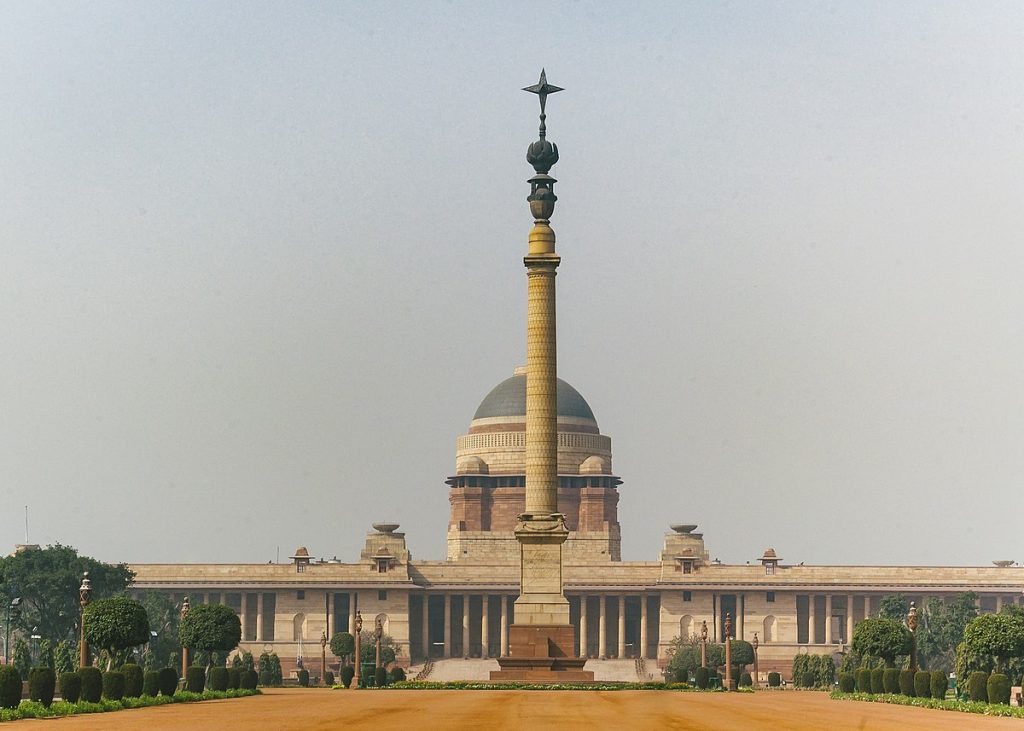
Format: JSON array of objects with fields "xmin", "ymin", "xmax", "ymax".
[
  {"xmin": 906, "ymin": 601, "xmax": 918, "ymax": 672},
  {"xmin": 320, "ymin": 631, "xmax": 327, "ymax": 686},
  {"xmin": 79, "ymin": 572, "xmax": 92, "ymax": 667},
  {"xmin": 30, "ymin": 627, "xmax": 40, "ymax": 665},
  {"xmin": 700, "ymin": 620, "xmax": 708, "ymax": 669},
  {"xmin": 752, "ymin": 632, "xmax": 759, "ymax": 687},
  {"xmin": 180, "ymin": 596, "xmax": 191, "ymax": 681},
  {"xmin": 4, "ymin": 598, "xmax": 21, "ymax": 665},
  {"xmin": 353, "ymin": 611, "xmax": 362, "ymax": 688},
  {"xmin": 724, "ymin": 613, "xmax": 734, "ymax": 691},
  {"xmin": 374, "ymin": 616, "xmax": 383, "ymax": 670}
]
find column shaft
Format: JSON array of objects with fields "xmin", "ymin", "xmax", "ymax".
[
  {"xmin": 579, "ymin": 595, "xmax": 589, "ymax": 658},
  {"xmin": 736, "ymin": 595, "xmax": 744, "ymax": 641},
  {"xmin": 524, "ymin": 261, "xmax": 559, "ymax": 514},
  {"xmin": 640, "ymin": 595, "xmax": 648, "ymax": 659},
  {"xmin": 846, "ymin": 594, "xmax": 854, "ymax": 645},
  {"xmin": 443, "ymin": 594, "xmax": 452, "ymax": 658},
  {"xmin": 421, "ymin": 595, "xmax": 430, "ymax": 660},
  {"xmin": 808, "ymin": 595, "xmax": 816, "ymax": 644},
  {"xmin": 617, "ymin": 595, "xmax": 626, "ymax": 658},
  {"xmin": 326, "ymin": 592, "xmax": 334, "ymax": 638},
  {"xmin": 481, "ymin": 595, "xmax": 490, "ymax": 659},
  {"xmin": 825, "ymin": 595, "xmax": 833, "ymax": 644},
  {"xmin": 240, "ymin": 597, "xmax": 248, "ymax": 642},
  {"xmin": 256, "ymin": 593, "xmax": 264, "ymax": 641},
  {"xmin": 598, "ymin": 596, "xmax": 607, "ymax": 659},
  {"xmin": 349, "ymin": 593, "xmax": 357, "ymax": 634},
  {"xmin": 500, "ymin": 596, "xmax": 509, "ymax": 657},
  {"xmin": 462, "ymin": 594, "xmax": 471, "ymax": 658}
]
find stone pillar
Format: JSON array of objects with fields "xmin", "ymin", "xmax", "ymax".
[
  {"xmin": 349, "ymin": 593, "xmax": 357, "ymax": 634},
  {"xmin": 500, "ymin": 596, "xmax": 509, "ymax": 657},
  {"xmin": 240, "ymin": 597, "xmax": 248, "ymax": 642},
  {"xmin": 421, "ymin": 595, "xmax": 430, "ymax": 660},
  {"xmin": 825, "ymin": 595, "xmax": 833, "ymax": 645},
  {"xmin": 640, "ymin": 595, "xmax": 648, "ymax": 659},
  {"xmin": 736, "ymin": 595, "xmax": 744, "ymax": 641},
  {"xmin": 598, "ymin": 596, "xmax": 607, "ymax": 659},
  {"xmin": 579, "ymin": 596, "xmax": 588, "ymax": 659},
  {"xmin": 256, "ymin": 593, "xmax": 264, "ymax": 641},
  {"xmin": 617, "ymin": 595, "xmax": 626, "ymax": 658},
  {"xmin": 443, "ymin": 594, "xmax": 452, "ymax": 658},
  {"xmin": 481, "ymin": 595, "xmax": 490, "ymax": 659},
  {"xmin": 327, "ymin": 593, "xmax": 334, "ymax": 638},
  {"xmin": 807, "ymin": 595, "xmax": 816, "ymax": 645},
  {"xmin": 846, "ymin": 595, "xmax": 854, "ymax": 645},
  {"xmin": 996, "ymin": 595, "xmax": 1003, "ymax": 613},
  {"xmin": 462, "ymin": 594, "xmax": 471, "ymax": 658}
]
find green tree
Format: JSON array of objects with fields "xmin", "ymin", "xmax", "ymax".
[
  {"xmin": 37, "ymin": 638, "xmax": 55, "ymax": 669},
  {"xmin": 136, "ymin": 592, "xmax": 181, "ymax": 671},
  {"xmin": 358, "ymin": 631, "xmax": 399, "ymax": 665},
  {"xmin": 962, "ymin": 613, "xmax": 1024, "ymax": 673},
  {"xmin": 664, "ymin": 636, "xmax": 724, "ymax": 680},
  {"xmin": 0, "ymin": 545, "xmax": 133, "ymax": 642},
  {"xmin": 916, "ymin": 593, "xmax": 978, "ymax": 671},
  {"xmin": 12, "ymin": 638, "xmax": 30, "ymax": 677},
  {"xmin": 178, "ymin": 605, "xmax": 241, "ymax": 668},
  {"xmin": 82, "ymin": 596, "xmax": 150, "ymax": 669},
  {"xmin": 729, "ymin": 639, "xmax": 754, "ymax": 669},
  {"xmin": 329, "ymin": 632, "xmax": 355, "ymax": 663},
  {"xmin": 851, "ymin": 618, "xmax": 912, "ymax": 667},
  {"xmin": 876, "ymin": 594, "xmax": 909, "ymax": 622},
  {"xmin": 53, "ymin": 639, "xmax": 77, "ymax": 674}
]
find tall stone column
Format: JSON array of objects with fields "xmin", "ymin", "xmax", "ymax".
[
  {"xmin": 736, "ymin": 595, "xmax": 744, "ymax": 641},
  {"xmin": 239, "ymin": 596, "xmax": 248, "ymax": 642},
  {"xmin": 579, "ymin": 596, "xmax": 588, "ymax": 658},
  {"xmin": 500, "ymin": 596, "xmax": 509, "ymax": 657},
  {"xmin": 846, "ymin": 594, "xmax": 854, "ymax": 645},
  {"xmin": 256, "ymin": 593, "xmax": 264, "ymax": 641},
  {"xmin": 443, "ymin": 594, "xmax": 452, "ymax": 658},
  {"xmin": 598, "ymin": 596, "xmax": 607, "ymax": 660},
  {"xmin": 421, "ymin": 595, "xmax": 430, "ymax": 660},
  {"xmin": 825, "ymin": 595, "xmax": 833, "ymax": 644},
  {"xmin": 349, "ymin": 593, "xmax": 357, "ymax": 634},
  {"xmin": 807, "ymin": 595, "xmax": 816, "ymax": 645},
  {"xmin": 617, "ymin": 596, "xmax": 626, "ymax": 658},
  {"xmin": 462, "ymin": 594, "xmax": 471, "ymax": 658},
  {"xmin": 481, "ymin": 595, "xmax": 490, "ymax": 659},
  {"xmin": 327, "ymin": 592, "xmax": 334, "ymax": 638},
  {"xmin": 640, "ymin": 595, "xmax": 648, "ymax": 659}
]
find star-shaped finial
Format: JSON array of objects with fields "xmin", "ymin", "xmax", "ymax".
[{"xmin": 523, "ymin": 69, "xmax": 563, "ymax": 116}]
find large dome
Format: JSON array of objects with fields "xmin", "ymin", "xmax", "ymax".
[{"xmin": 472, "ymin": 373, "xmax": 596, "ymax": 422}]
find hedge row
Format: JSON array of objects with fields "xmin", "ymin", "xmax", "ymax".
[
  {"xmin": 0, "ymin": 688, "xmax": 260, "ymax": 722},
  {"xmin": 842, "ymin": 669, "xmax": 947, "ymax": 700},
  {"xmin": 831, "ymin": 690, "xmax": 1024, "ymax": 718}
]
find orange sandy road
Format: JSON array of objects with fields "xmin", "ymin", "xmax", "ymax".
[{"xmin": 7, "ymin": 688, "xmax": 1024, "ymax": 730}]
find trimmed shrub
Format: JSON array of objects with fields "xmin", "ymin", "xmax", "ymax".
[
  {"xmin": 0, "ymin": 666, "xmax": 21, "ymax": 709},
  {"xmin": 988, "ymin": 673, "xmax": 1011, "ymax": 705},
  {"xmin": 882, "ymin": 668, "xmax": 899, "ymax": 694},
  {"xmin": 799, "ymin": 671, "xmax": 815, "ymax": 688},
  {"xmin": 29, "ymin": 666, "xmax": 56, "ymax": 707},
  {"xmin": 185, "ymin": 666, "xmax": 205, "ymax": 693},
  {"xmin": 325, "ymin": 671, "xmax": 334, "ymax": 686},
  {"xmin": 208, "ymin": 667, "xmax": 229, "ymax": 692},
  {"xmin": 390, "ymin": 667, "xmax": 406, "ymax": 683},
  {"xmin": 374, "ymin": 666, "xmax": 387, "ymax": 687},
  {"xmin": 259, "ymin": 670, "xmax": 272, "ymax": 687},
  {"xmin": 930, "ymin": 670, "xmax": 947, "ymax": 700},
  {"xmin": 914, "ymin": 670, "xmax": 931, "ymax": 698},
  {"xmin": 739, "ymin": 672, "xmax": 752, "ymax": 687},
  {"xmin": 898, "ymin": 669, "xmax": 915, "ymax": 696},
  {"xmin": 158, "ymin": 667, "xmax": 178, "ymax": 696},
  {"xmin": 855, "ymin": 668, "xmax": 871, "ymax": 693},
  {"xmin": 241, "ymin": 669, "xmax": 258, "ymax": 690},
  {"xmin": 142, "ymin": 671, "xmax": 159, "ymax": 696},
  {"xmin": 79, "ymin": 666, "xmax": 103, "ymax": 703},
  {"xmin": 102, "ymin": 670, "xmax": 125, "ymax": 700},
  {"xmin": 123, "ymin": 663, "xmax": 143, "ymax": 698},
  {"xmin": 226, "ymin": 667, "xmax": 240, "ymax": 690},
  {"xmin": 59, "ymin": 671, "xmax": 81, "ymax": 703},
  {"xmin": 838, "ymin": 672, "xmax": 855, "ymax": 693},
  {"xmin": 694, "ymin": 666, "xmax": 710, "ymax": 689},
  {"xmin": 967, "ymin": 671, "xmax": 988, "ymax": 702},
  {"xmin": 297, "ymin": 668, "xmax": 309, "ymax": 687},
  {"xmin": 870, "ymin": 667, "xmax": 884, "ymax": 694},
  {"xmin": 767, "ymin": 671, "xmax": 781, "ymax": 687},
  {"xmin": 340, "ymin": 665, "xmax": 355, "ymax": 688}
]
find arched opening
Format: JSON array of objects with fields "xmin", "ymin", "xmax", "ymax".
[
  {"xmin": 763, "ymin": 615, "xmax": 776, "ymax": 643},
  {"xmin": 679, "ymin": 614, "xmax": 693, "ymax": 639},
  {"xmin": 293, "ymin": 612, "xmax": 306, "ymax": 641}
]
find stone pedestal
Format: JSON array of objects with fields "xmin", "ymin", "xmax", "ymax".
[{"xmin": 491, "ymin": 625, "xmax": 592, "ymax": 681}]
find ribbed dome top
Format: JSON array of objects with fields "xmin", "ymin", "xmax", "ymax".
[{"xmin": 472, "ymin": 374, "xmax": 596, "ymax": 422}]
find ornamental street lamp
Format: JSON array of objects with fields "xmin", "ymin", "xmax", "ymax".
[
  {"xmin": 906, "ymin": 601, "xmax": 918, "ymax": 672},
  {"xmin": 374, "ymin": 616, "xmax": 383, "ymax": 669},
  {"xmin": 79, "ymin": 572, "xmax": 92, "ymax": 667},
  {"xmin": 699, "ymin": 620, "xmax": 708, "ymax": 668},
  {"xmin": 4, "ymin": 598, "xmax": 21, "ymax": 665},
  {"xmin": 180, "ymin": 597, "xmax": 191, "ymax": 680},
  {"xmin": 320, "ymin": 631, "xmax": 327, "ymax": 686},
  {"xmin": 752, "ymin": 632, "xmax": 760, "ymax": 687},
  {"xmin": 30, "ymin": 627, "xmax": 40, "ymax": 665},
  {"xmin": 353, "ymin": 611, "xmax": 363, "ymax": 688},
  {"xmin": 724, "ymin": 613, "xmax": 734, "ymax": 691}
]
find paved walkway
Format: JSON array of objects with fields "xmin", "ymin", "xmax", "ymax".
[{"xmin": 8, "ymin": 688, "xmax": 1024, "ymax": 730}]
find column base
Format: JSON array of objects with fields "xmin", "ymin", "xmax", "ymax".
[{"xmin": 490, "ymin": 624, "xmax": 594, "ymax": 682}]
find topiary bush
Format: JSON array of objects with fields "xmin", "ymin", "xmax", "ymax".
[
  {"xmin": 102, "ymin": 670, "xmax": 125, "ymax": 700},
  {"xmin": 158, "ymin": 667, "xmax": 178, "ymax": 696},
  {"xmin": 0, "ymin": 666, "xmax": 21, "ymax": 709},
  {"xmin": 185, "ymin": 666, "xmax": 205, "ymax": 693},
  {"xmin": 799, "ymin": 671, "xmax": 815, "ymax": 688},
  {"xmin": 241, "ymin": 669, "xmax": 258, "ymax": 690},
  {"xmin": 855, "ymin": 668, "xmax": 871, "ymax": 693},
  {"xmin": 694, "ymin": 666, "xmax": 709, "ymax": 689},
  {"xmin": 914, "ymin": 670, "xmax": 930, "ymax": 698},
  {"xmin": 59, "ymin": 671, "xmax": 81, "ymax": 703},
  {"xmin": 325, "ymin": 671, "xmax": 334, "ymax": 686},
  {"xmin": 226, "ymin": 667, "xmax": 240, "ymax": 690},
  {"xmin": 870, "ymin": 667, "xmax": 884, "ymax": 694},
  {"xmin": 297, "ymin": 668, "xmax": 309, "ymax": 687},
  {"xmin": 967, "ymin": 671, "xmax": 989, "ymax": 702},
  {"xmin": 29, "ymin": 666, "xmax": 56, "ymax": 707},
  {"xmin": 374, "ymin": 666, "xmax": 387, "ymax": 687},
  {"xmin": 208, "ymin": 666, "xmax": 229, "ymax": 692},
  {"xmin": 898, "ymin": 669, "xmax": 915, "ymax": 696},
  {"xmin": 930, "ymin": 670, "xmax": 947, "ymax": 700},
  {"xmin": 882, "ymin": 668, "xmax": 899, "ymax": 694},
  {"xmin": 988, "ymin": 673, "xmax": 1011, "ymax": 705},
  {"xmin": 739, "ymin": 672, "xmax": 752, "ymax": 687},
  {"xmin": 79, "ymin": 666, "xmax": 102, "ymax": 703},
  {"xmin": 838, "ymin": 672, "xmax": 855, "ymax": 693},
  {"xmin": 390, "ymin": 667, "xmax": 406, "ymax": 683},
  {"xmin": 768, "ymin": 671, "xmax": 781, "ymax": 687},
  {"xmin": 142, "ymin": 670, "xmax": 159, "ymax": 696},
  {"xmin": 259, "ymin": 670, "xmax": 272, "ymax": 687},
  {"xmin": 340, "ymin": 665, "xmax": 355, "ymax": 688},
  {"xmin": 122, "ymin": 663, "xmax": 143, "ymax": 698}
]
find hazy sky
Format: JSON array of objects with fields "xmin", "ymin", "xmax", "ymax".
[{"xmin": 2, "ymin": 2, "xmax": 1023, "ymax": 568}]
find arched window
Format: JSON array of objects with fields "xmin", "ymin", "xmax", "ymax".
[
  {"xmin": 763, "ymin": 615, "xmax": 776, "ymax": 643},
  {"xmin": 680, "ymin": 614, "xmax": 693, "ymax": 639},
  {"xmin": 293, "ymin": 612, "xmax": 306, "ymax": 641}
]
